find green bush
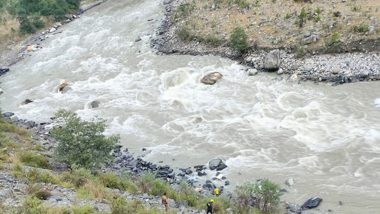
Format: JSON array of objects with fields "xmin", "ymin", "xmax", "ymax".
[
  {"xmin": 21, "ymin": 196, "xmax": 47, "ymax": 214},
  {"xmin": 136, "ymin": 172, "xmax": 155, "ymax": 193},
  {"xmin": 353, "ymin": 23, "xmax": 369, "ymax": 33},
  {"xmin": 5, "ymin": 0, "xmax": 81, "ymax": 33},
  {"xmin": 176, "ymin": 26, "xmax": 193, "ymax": 41},
  {"xmin": 99, "ymin": 172, "xmax": 138, "ymax": 193},
  {"xmin": 60, "ymin": 168, "xmax": 93, "ymax": 187},
  {"xmin": 253, "ymin": 179, "xmax": 282, "ymax": 212},
  {"xmin": 295, "ymin": 45, "xmax": 306, "ymax": 58},
  {"xmin": 18, "ymin": 152, "xmax": 50, "ymax": 169},
  {"xmin": 111, "ymin": 197, "xmax": 130, "ymax": 214},
  {"xmin": 328, "ymin": 32, "xmax": 340, "ymax": 46},
  {"xmin": 26, "ymin": 169, "xmax": 60, "ymax": 184},
  {"xmin": 298, "ymin": 8, "xmax": 307, "ymax": 27},
  {"xmin": 229, "ymin": 27, "xmax": 249, "ymax": 52},
  {"xmin": 232, "ymin": 179, "xmax": 281, "ymax": 213},
  {"xmin": 51, "ymin": 110, "xmax": 119, "ymax": 170}
]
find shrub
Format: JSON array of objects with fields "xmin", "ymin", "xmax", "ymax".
[
  {"xmin": 328, "ymin": 32, "xmax": 340, "ymax": 46},
  {"xmin": 72, "ymin": 205, "xmax": 93, "ymax": 214},
  {"xmin": 136, "ymin": 172, "xmax": 155, "ymax": 193},
  {"xmin": 51, "ymin": 110, "xmax": 119, "ymax": 170},
  {"xmin": 21, "ymin": 196, "xmax": 47, "ymax": 214},
  {"xmin": 232, "ymin": 179, "xmax": 281, "ymax": 213},
  {"xmin": 229, "ymin": 27, "xmax": 249, "ymax": 52},
  {"xmin": 76, "ymin": 181, "xmax": 106, "ymax": 199},
  {"xmin": 27, "ymin": 169, "xmax": 60, "ymax": 184},
  {"xmin": 111, "ymin": 197, "xmax": 130, "ymax": 214},
  {"xmin": 175, "ymin": 3, "xmax": 195, "ymax": 18},
  {"xmin": 295, "ymin": 45, "xmax": 306, "ymax": 58},
  {"xmin": 253, "ymin": 179, "xmax": 282, "ymax": 212},
  {"xmin": 204, "ymin": 34, "xmax": 223, "ymax": 47},
  {"xmin": 28, "ymin": 184, "xmax": 51, "ymax": 200},
  {"xmin": 60, "ymin": 168, "xmax": 93, "ymax": 188},
  {"xmin": 176, "ymin": 26, "xmax": 193, "ymax": 41},
  {"xmin": 232, "ymin": 183, "xmax": 255, "ymax": 213},
  {"xmin": 353, "ymin": 23, "xmax": 369, "ymax": 33},
  {"xmin": 99, "ymin": 172, "xmax": 138, "ymax": 193},
  {"xmin": 18, "ymin": 152, "xmax": 50, "ymax": 169},
  {"xmin": 298, "ymin": 8, "xmax": 307, "ymax": 27}
]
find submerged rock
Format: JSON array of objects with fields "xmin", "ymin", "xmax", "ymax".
[
  {"xmin": 302, "ymin": 196, "xmax": 323, "ymax": 210},
  {"xmin": 0, "ymin": 68, "xmax": 10, "ymax": 76},
  {"xmin": 58, "ymin": 80, "xmax": 69, "ymax": 92},
  {"xmin": 201, "ymin": 72, "xmax": 223, "ymax": 85},
  {"xmin": 22, "ymin": 99, "xmax": 33, "ymax": 105},
  {"xmin": 285, "ymin": 177, "xmax": 294, "ymax": 186},
  {"xmin": 89, "ymin": 100, "xmax": 100, "ymax": 108}
]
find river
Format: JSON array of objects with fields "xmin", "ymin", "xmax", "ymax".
[{"xmin": 1, "ymin": 0, "xmax": 380, "ymax": 213}]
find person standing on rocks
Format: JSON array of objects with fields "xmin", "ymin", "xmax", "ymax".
[
  {"xmin": 161, "ymin": 192, "xmax": 169, "ymax": 212},
  {"xmin": 206, "ymin": 199, "xmax": 214, "ymax": 214}
]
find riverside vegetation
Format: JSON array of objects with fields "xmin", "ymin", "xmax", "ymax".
[{"xmin": 0, "ymin": 110, "xmax": 284, "ymax": 214}]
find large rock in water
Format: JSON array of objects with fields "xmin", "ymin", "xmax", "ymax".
[
  {"xmin": 302, "ymin": 196, "xmax": 322, "ymax": 210},
  {"xmin": 58, "ymin": 80, "xmax": 69, "ymax": 92},
  {"xmin": 0, "ymin": 68, "xmax": 10, "ymax": 76},
  {"xmin": 201, "ymin": 72, "xmax": 223, "ymax": 85},
  {"xmin": 209, "ymin": 158, "xmax": 227, "ymax": 171},
  {"xmin": 90, "ymin": 100, "xmax": 100, "ymax": 108},
  {"xmin": 263, "ymin": 50, "xmax": 281, "ymax": 71}
]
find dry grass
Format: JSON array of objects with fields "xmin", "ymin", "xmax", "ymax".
[{"xmin": 175, "ymin": 0, "xmax": 380, "ymax": 50}]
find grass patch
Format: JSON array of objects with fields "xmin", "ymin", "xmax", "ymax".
[
  {"xmin": 353, "ymin": 23, "xmax": 369, "ymax": 33},
  {"xmin": 99, "ymin": 172, "xmax": 138, "ymax": 193},
  {"xmin": 18, "ymin": 151, "xmax": 50, "ymax": 169},
  {"xmin": 13, "ymin": 165, "xmax": 60, "ymax": 184}
]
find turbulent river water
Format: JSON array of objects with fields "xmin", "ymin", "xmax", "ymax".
[{"xmin": 1, "ymin": 0, "xmax": 380, "ymax": 213}]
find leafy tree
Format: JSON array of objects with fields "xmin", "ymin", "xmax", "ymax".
[
  {"xmin": 232, "ymin": 179, "xmax": 281, "ymax": 213},
  {"xmin": 51, "ymin": 110, "xmax": 119, "ymax": 170},
  {"xmin": 253, "ymin": 179, "xmax": 282, "ymax": 212},
  {"xmin": 229, "ymin": 27, "xmax": 249, "ymax": 53}
]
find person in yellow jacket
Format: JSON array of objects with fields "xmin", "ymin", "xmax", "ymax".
[{"xmin": 213, "ymin": 187, "xmax": 220, "ymax": 196}]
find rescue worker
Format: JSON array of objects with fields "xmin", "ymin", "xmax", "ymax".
[
  {"xmin": 161, "ymin": 192, "xmax": 169, "ymax": 212},
  {"xmin": 206, "ymin": 199, "xmax": 214, "ymax": 214},
  {"xmin": 213, "ymin": 187, "xmax": 220, "ymax": 196}
]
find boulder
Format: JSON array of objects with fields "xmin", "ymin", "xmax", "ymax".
[
  {"xmin": 247, "ymin": 68, "xmax": 258, "ymax": 76},
  {"xmin": 22, "ymin": 99, "xmax": 33, "ymax": 105},
  {"xmin": 285, "ymin": 178, "xmax": 294, "ymax": 186},
  {"xmin": 58, "ymin": 80, "xmax": 69, "ymax": 92},
  {"xmin": 287, "ymin": 203, "xmax": 302, "ymax": 214},
  {"xmin": 201, "ymin": 72, "xmax": 223, "ymax": 85},
  {"xmin": 302, "ymin": 196, "xmax": 322, "ymax": 210},
  {"xmin": 90, "ymin": 100, "xmax": 100, "ymax": 108},
  {"xmin": 0, "ymin": 68, "xmax": 10, "ymax": 76},
  {"xmin": 209, "ymin": 158, "xmax": 227, "ymax": 171},
  {"xmin": 2, "ymin": 112, "xmax": 14, "ymax": 118},
  {"xmin": 263, "ymin": 50, "xmax": 281, "ymax": 71}
]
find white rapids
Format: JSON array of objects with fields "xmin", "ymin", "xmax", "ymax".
[{"xmin": 1, "ymin": 0, "xmax": 380, "ymax": 213}]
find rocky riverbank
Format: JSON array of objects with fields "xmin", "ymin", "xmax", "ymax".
[
  {"xmin": 0, "ymin": 0, "xmax": 107, "ymax": 68},
  {"xmin": 1, "ymin": 111, "xmax": 333, "ymax": 213},
  {"xmin": 152, "ymin": 0, "xmax": 380, "ymax": 85},
  {"xmin": 0, "ymin": 112, "xmax": 232, "ymax": 213}
]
